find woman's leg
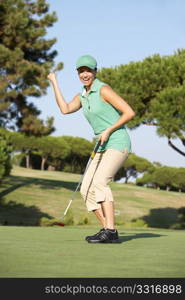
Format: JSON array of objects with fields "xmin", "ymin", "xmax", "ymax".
[
  {"xmin": 80, "ymin": 152, "xmax": 106, "ymax": 227},
  {"xmin": 80, "ymin": 148, "xmax": 128, "ymax": 242},
  {"xmin": 80, "ymin": 152, "xmax": 107, "ymax": 240},
  {"xmin": 92, "ymin": 207, "xmax": 106, "ymax": 228},
  {"xmin": 93, "ymin": 148, "xmax": 128, "ymax": 231},
  {"xmin": 101, "ymin": 201, "xmax": 115, "ymax": 229}
]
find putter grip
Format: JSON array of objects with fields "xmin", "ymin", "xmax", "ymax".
[{"xmin": 91, "ymin": 140, "xmax": 100, "ymax": 158}]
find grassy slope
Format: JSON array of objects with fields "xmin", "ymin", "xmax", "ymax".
[{"xmin": 0, "ymin": 166, "xmax": 185, "ymax": 227}]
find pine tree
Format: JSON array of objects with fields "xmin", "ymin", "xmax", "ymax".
[
  {"xmin": 0, "ymin": 0, "xmax": 63, "ymax": 133},
  {"xmin": 0, "ymin": 128, "xmax": 12, "ymax": 179},
  {"xmin": 98, "ymin": 49, "xmax": 185, "ymax": 157}
]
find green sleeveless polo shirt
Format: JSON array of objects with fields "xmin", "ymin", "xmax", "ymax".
[{"xmin": 80, "ymin": 78, "xmax": 131, "ymax": 153}]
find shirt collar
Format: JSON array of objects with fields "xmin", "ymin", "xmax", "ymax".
[{"xmin": 81, "ymin": 78, "xmax": 99, "ymax": 96}]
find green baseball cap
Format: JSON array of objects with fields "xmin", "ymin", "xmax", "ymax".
[{"xmin": 76, "ymin": 55, "xmax": 97, "ymax": 70}]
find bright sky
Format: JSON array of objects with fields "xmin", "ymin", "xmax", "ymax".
[{"xmin": 30, "ymin": 0, "xmax": 185, "ymax": 167}]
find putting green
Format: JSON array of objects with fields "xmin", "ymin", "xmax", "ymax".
[{"xmin": 0, "ymin": 226, "xmax": 184, "ymax": 278}]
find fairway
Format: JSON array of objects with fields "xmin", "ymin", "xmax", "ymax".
[
  {"xmin": 0, "ymin": 226, "xmax": 184, "ymax": 278},
  {"xmin": 1, "ymin": 167, "xmax": 185, "ymax": 278}
]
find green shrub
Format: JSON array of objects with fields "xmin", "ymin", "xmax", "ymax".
[
  {"xmin": 11, "ymin": 153, "xmax": 26, "ymax": 166},
  {"xmin": 170, "ymin": 223, "xmax": 184, "ymax": 230},
  {"xmin": 39, "ymin": 217, "xmax": 64, "ymax": 227},
  {"xmin": 63, "ymin": 209, "xmax": 74, "ymax": 225},
  {"xmin": 0, "ymin": 130, "xmax": 12, "ymax": 180},
  {"xmin": 125, "ymin": 219, "xmax": 148, "ymax": 228},
  {"xmin": 115, "ymin": 217, "xmax": 125, "ymax": 226},
  {"xmin": 77, "ymin": 215, "xmax": 91, "ymax": 225},
  {"xmin": 170, "ymin": 207, "xmax": 185, "ymax": 229}
]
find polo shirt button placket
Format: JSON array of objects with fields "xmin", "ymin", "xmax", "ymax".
[{"xmin": 85, "ymin": 94, "xmax": 90, "ymax": 110}]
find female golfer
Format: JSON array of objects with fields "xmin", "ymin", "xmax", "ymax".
[{"xmin": 48, "ymin": 55, "xmax": 135, "ymax": 243}]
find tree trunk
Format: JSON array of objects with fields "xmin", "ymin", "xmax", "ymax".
[
  {"xmin": 41, "ymin": 157, "xmax": 47, "ymax": 170},
  {"xmin": 26, "ymin": 153, "xmax": 30, "ymax": 168},
  {"xmin": 125, "ymin": 176, "xmax": 129, "ymax": 183}
]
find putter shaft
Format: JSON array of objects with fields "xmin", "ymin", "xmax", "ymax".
[{"xmin": 61, "ymin": 141, "xmax": 100, "ymax": 219}]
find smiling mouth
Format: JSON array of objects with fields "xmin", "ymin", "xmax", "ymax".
[{"xmin": 82, "ymin": 78, "xmax": 91, "ymax": 84}]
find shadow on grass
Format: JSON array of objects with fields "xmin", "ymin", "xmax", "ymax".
[
  {"xmin": 0, "ymin": 183, "xmax": 27, "ymax": 198},
  {"xmin": 0, "ymin": 175, "xmax": 78, "ymax": 195},
  {"xmin": 0, "ymin": 200, "xmax": 53, "ymax": 226},
  {"xmin": 132, "ymin": 207, "xmax": 185, "ymax": 229},
  {"xmin": 0, "ymin": 175, "xmax": 78, "ymax": 226},
  {"xmin": 119, "ymin": 232, "xmax": 164, "ymax": 243}
]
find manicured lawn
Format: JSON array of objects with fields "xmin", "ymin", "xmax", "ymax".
[
  {"xmin": 0, "ymin": 226, "xmax": 184, "ymax": 278},
  {"xmin": 0, "ymin": 167, "xmax": 184, "ymax": 278}
]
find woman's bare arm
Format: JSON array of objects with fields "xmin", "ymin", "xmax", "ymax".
[
  {"xmin": 99, "ymin": 85, "xmax": 135, "ymax": 145},
  {"xmin": 48, "ymin": 72, "xmax": 82, "ymax": 114},
  {"xmin": 101, "ymin": 85, "xmax": 135, "ymax": 131}
]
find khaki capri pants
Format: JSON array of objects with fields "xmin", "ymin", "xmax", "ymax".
[{"xmin": 80, "ymin": 148, "xmax": 129, "ymax": 211}]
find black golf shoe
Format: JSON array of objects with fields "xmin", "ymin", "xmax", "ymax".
[
  {"xmin": 87, "ymin": 228, "xmax": 121, "ymax": 243},
  {"xmin": 85, "ymin": 228, "xmax": 105, "ymax": 241}
]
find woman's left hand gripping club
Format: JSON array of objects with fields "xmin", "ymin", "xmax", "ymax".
[{"xmin": 99, "ymin": 128, "xmax": 111, "ymax": 146}]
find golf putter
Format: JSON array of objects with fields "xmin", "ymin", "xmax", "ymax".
[{"xmin": 61, "ymin": 140, "xmax": 101, "ymax": 221}]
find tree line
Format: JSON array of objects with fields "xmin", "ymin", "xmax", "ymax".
[{"xmin": 1, "ymin": 128, "xmax": 185, "ymax": 192}]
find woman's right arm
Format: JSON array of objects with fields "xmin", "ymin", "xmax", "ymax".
[{"xmin": 47, "ymin": 72, "xmax": 82, "ymax": 114}]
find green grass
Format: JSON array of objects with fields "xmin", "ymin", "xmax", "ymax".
[
  {"xmin": 0, "ymin": 166, "xmax": 185, "ymax": 278},
  {"xmin": 0, "ymin": 226, "xmax": 184, "ymax": 278},
  {"xmin": 0, "ymin": 166, "xmax": 185, "ymax": 228}
]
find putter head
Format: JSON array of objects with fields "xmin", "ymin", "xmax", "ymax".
[
  {"xmin": 56, "ymin": 222, "xmax": 65, "ymax": 227},
  {"xmin": 51, "ymin": 221, "xmax": 65, "ymax": 226}
]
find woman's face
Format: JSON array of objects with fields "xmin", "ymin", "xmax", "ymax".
[{"xmin": 77, "ymin": 66, "xmax": 96, "ymax": 88}]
